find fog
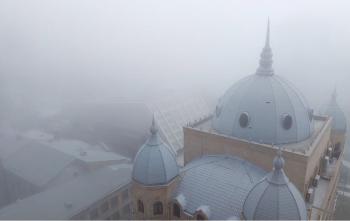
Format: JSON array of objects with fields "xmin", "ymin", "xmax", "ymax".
[{"xmin": 1, "ymin": 0, "xmax": 350, "ymax": 126}]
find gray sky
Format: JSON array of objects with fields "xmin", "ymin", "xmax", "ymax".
[{"xmin": 1, "ymin": 0, "xmax": 350, "ymax": 112}]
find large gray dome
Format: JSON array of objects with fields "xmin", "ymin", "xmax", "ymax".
[
  {"xmin": 242, "ymin": 147, "xmax": 307, "ymax": 220},
  {"xmin": 213, "ymin": 21, "xmax": 314, "ymax": 144},
  {"xmin": 133, "ymin": 117, "xmax": 179, "ymax": 186},
  {"xmin": 319, "ymin": 88, "xmax": 347, "ymax": 132}
]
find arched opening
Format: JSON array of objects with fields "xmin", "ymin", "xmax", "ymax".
[
  {"xmin": 153, "ymin": 202, "xmax": 163, "ymax": 215},
  {"xmin": 197, "ymin": 214, "xmax": 205, "ymax": 220},
  {"xmin": 138, "ymin": 199, "xmax": 144, "ymax": 213},
  {"xmin": 173, "ymin": 203, "xmax": 180, "ymax": 218}
]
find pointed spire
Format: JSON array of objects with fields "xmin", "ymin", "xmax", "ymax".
[
  {"xmin": 265, "ymin": 17, "xmax": 270, "ymax": 48},
  {"xmin": 331, "ymin": 85, "xmax": 337, "ymax": 100},
  {"xmin": 150, "ymin": 112, "xmax": 158, "ymax": 135},
  {"xmin": 256, "ymin": 18, "xmax": 274, "ymax": 76}
]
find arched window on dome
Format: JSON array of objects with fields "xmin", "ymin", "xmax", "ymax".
[
  {"xmin": 153, "ymin": 202, "xmax": 163, "ymax": 215},
  {"xmin": 197, "ymin": 214, "xmax": 206, "ymax": 220},
  {"xmin": 138, "ymin": 199, "xmax": 144, "ymax": 213},
  {"xmin": 173, "ymin": 203, "xmax": 180, "ymax": 218}
]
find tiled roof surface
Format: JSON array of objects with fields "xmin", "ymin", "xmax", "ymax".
[
  {"xmin": 243, "ymin": 178, "xmax": 307, "ymax": 220},
  {"xmin": 133, "ymin": 133, "xmax": 179, "ymax": 186},
  {"xmin": 3, "ymin": 141, "xmax": 75, "ymax": 187},
  {"xmin": 173, "ymin": 155, "xmax": 267, "ymax": 220},
  {"xmin": 0, "ymin": 165, "xmax": 132, "ymax": 220}
]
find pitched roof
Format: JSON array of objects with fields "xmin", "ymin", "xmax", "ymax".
[
  {"xmin": 0, "ymin": 164, "xmax": 132, "ymax": 220},
  {"xmin": 0, "ymin": 134, "xmax": 32, "ymax": 160},
  {"xmin": 3, "ymin": 141, "xmax": 75, "ymax": 187}
]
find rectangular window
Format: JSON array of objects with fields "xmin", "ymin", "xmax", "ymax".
[
  {"xmin": 110, "ymin": 196, "xmax": 118, "ymax": 207},
  {"xmin": 121, "ymin": 189, "xmax": 128, "ymax": 201},
  {"xmin": 100, "ymin": 201, "xmax": 109, "ymax": 214},
  {"xmin": 89, "ymin": 208, "xmax": 98, "ymax": 220},
  {"xmin": 122, "ymin": 204, "xmax": 130, "ymax": 214},
  {"xmin": 112, "ymin": 211, "xmax": 119, "ymax": 220}
]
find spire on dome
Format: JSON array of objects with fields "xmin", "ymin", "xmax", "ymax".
[
  {"xmin": 265, "ymin": 17, "xmax": 270, "ymax": 48},
  {"xmin": 150, "ymin": 112, "xmax": 158, "ymax": 135},
  {"xmin": 256, "ymin": 18, "xmax": 274, "ymax": 76},
  {"xmin": 331, "ymin": 86, "xmax": 337, "ymax": 100},
  {"xmin": 273, "ymin": 146, "xmax": 284, "ymax": 170},
  {"xmin": 264, "ymin": 146, "xmax": 289, "ymax": 184}
]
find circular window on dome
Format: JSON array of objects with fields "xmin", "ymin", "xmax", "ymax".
[
  {"xmin": 282, "ymin": 114, "xmax": 292, "ymax": 130},
  {"xmin": 239, "ymin": 112, "xmax": 250, "ymax": 128}
]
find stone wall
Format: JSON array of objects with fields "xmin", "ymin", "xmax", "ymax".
[
  {"xmin": 183, "ymin": 124, "xmax": 331, "ymax": 194},
  {"xmin": 132, "ymin": 177, "xmax": 179, "ymax": 220}
]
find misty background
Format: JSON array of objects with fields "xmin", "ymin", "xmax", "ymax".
[
  {"xmin": 0, "ymin": 0, "xmax": 349, "ymax": 128},
  {"xmin": 1, "ymin": 1, "xmax": 350, "ymax": 218}
]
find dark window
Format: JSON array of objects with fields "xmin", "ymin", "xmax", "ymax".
[
  {"xmin": 112, "ymin": 211, "xmax": 119, "ymax": 220},
  {"xmin": 239, "ymin": 112, "xmax": 249, "ymax": 128},
  {"xmin": 123, "ymin": 204, "xmax": 130, "ymax": 214},
  {"xmin": 110, "ymin": 196, "xmax": 118, "ymax": 208},
  {"xmin": 138, "ymin": 200, "xmax": 144, "ymax": 212},
  {"xmin": 335, "ymin": 142, "xmax": 341, "ymax": 151},
  {"xmin": 121, "ymin": 189, "xmax": 129, "ymax": 201},
  {"xmin": 100, "ymin": 201, "xmax": 109, "ymax": 214},
  {"xmin": 153, "ymin": 202, "xmax": 163, "ymax": 215},
  {"xmin": 173, "ymin": 203, "xmax": 180, "ymax": 217},
  {"xmin": 197, "ymin": 214, "xmax": 205, "ymax": 220},
  {"xmin": 282, "ymin": 114, "xmax": 292, "ymax": 130},
  {"xmin": 89, "ymin": 208, "xmax": 98, "ymax": 220}
]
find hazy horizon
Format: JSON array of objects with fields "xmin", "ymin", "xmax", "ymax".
[{"xmin": 1, "ymin": 0, "xmax": 350, "ymax": 117}]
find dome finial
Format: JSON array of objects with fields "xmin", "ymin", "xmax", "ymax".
[
  {"xmin": 331, "ymin": 85, "xmax": 337, "ymax": 99},
  {"xmin": 273, "ymin": 146, "xmax": 284, "ymax": 170},
  {"xmin": 150, "ymin": 112, "xmax": 158, "ymax": 135},
  {"xmin": 256, "ymin": 18, "xmax": 274, "ymax": 76}
]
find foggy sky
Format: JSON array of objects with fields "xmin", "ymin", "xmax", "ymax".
[{"xmin": 1, "ymin": 0, "xmax": 350, "ymax": 114}]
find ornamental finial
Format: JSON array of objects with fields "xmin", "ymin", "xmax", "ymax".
[
  {"xmin": 150, "ymin": 112, "xmax": 158, "ymax": 135},
  {"xmin": 256, "ymin": 18, "xmax": 274, "ymax": 76},
  {"xmin": 273, "ymin": 146, "xmax": 284, "ymax": 170}
]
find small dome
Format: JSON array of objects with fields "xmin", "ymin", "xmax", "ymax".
[
  {"xmin": 133, "ymin": 117, "xmax": 179, "ymax": 186},
  {"xmin": 319, "ymin": 87, "xmax": 347, "ymax": 132},
  {"xmin": 242, "ymin": 147, "xmax": 307, "ymax": 220},
  {"xmin": 213, "ymin": 20, "xmax": 314, "ymax": 144}
]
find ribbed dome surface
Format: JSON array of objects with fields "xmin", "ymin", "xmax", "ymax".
[
  {"xmin": 319, "ymin": 88, "xmax": 347, "ymax": 132},
  {"xmin": 213, "ymin": 74, "xmax": 314, "ymax": 144},
  {"xmin": 242, "ymin": 148, "xmax": 307, "ymax": 220},
  {"xmin": 213, "ymin": 21, "xmax": 313, "ymax": 144},
  {"xmin": 133, "ymin": 119, "xmax": 179, "ymax": 186}
]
